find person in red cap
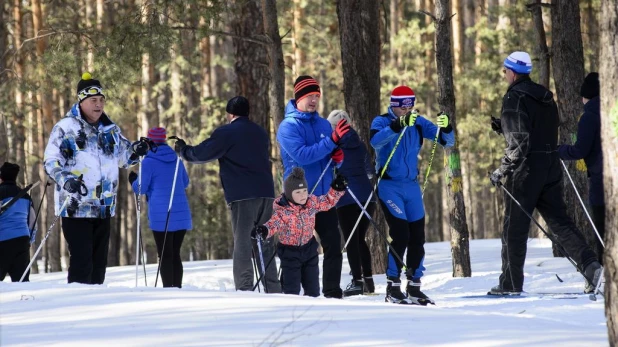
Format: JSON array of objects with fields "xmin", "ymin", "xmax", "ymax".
[
  {"xmin": 129, "ymin": 127, "xmax": 192, "ymax": 288},
  {"xmin": 370, "ymin": 85, "xmax": 454, "ymax": 305}
]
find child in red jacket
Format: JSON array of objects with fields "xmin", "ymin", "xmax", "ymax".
[{"xmin": 252, "ymin": 167, "xmax": 347, "ymax": 297}]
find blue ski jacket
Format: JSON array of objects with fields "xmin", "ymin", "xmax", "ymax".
[
  {"xmin": 0, "ymin": 181, "xmax": 35, "ymax": 242},
  {"xmin": 335, "ymin": 128, "xmax": 375, "ymax": 208}
]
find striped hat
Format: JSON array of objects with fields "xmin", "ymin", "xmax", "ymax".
[
  {"xmin": 390, "ymin": 86, "xmax": 415, "ymax": 108},
  {"xmin": 147, "ymin": 127, "xmax": 167, "ymax": 143},
  {"xmin": 294, "ymin": 76, "xmax": 321, "ymax": 104},
  {"xmin": 504, "ymin": 51, "xmax": 532, "ymax": 74}
]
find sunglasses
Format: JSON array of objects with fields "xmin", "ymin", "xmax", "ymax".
[{"xmin": 78, "ymin": 86, "xmax": 105, "ymax": 101}]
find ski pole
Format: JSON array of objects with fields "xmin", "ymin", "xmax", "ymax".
[
  {"xmin": 342, "ymin": 125, "xmax": 409, "ymax": 253},
  {"xmin": 19, "ymin": 195, "xmax": 72, "ymax": 282},
  {"xmin": 560, "ymin": 159, "xmax": 604, "ymax": 248},
  {"xmin": 0, "ymin": 181, "xmax": 41, "ymax": 215},
  {"xmin": 155, "ymin": 154, "xmax": 181, "ymax": 287},
  {"xmin": 311, "ymin": 158, "xmax": 333, "ymax": 195},
  {"xmin": 29, "ymin": 180, "xmax": 51, "ymax": 242},
  {"xmin": 135, "ymin": 156, "xmax": 143, "ymax": 287},
  {"xmin": 252, "ymin": 248, "xmax": 261, "ymax": 292},
  {"xmin": 422, "ymin": 126, "xmax": 441, "ymax": 198},
  {"xmin": 252, "ymin": 247, "xmax": 277, "ymax": 292},
  {"xmin": 256, "ymin": 234, "xmax": 269, "ymax": 293}
]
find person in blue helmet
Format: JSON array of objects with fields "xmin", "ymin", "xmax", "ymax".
[
  {"xmin": 277, "ymin": 75, "xmax": 350, "ymax": 299},
  {"xmin": 370, "ymin": 85, "xmax": 454, "ymax": 305}
]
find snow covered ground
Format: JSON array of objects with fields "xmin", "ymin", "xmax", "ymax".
[{"xmin": 0, "ymin": 238, "xmax": 608, "ymax": 346}]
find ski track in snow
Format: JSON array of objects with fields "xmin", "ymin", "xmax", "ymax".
[{"xmin": 0, "ymin": 239, "xmax": 608, "ymax": 346}]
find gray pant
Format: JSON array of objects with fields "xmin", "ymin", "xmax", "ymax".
[{"xmin": 230, "ymin": 198, "xmax": 281, "ymax": 293}]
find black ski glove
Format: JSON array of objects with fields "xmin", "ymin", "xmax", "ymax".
[
  {"xmin": 491, "ymin": 116, "xmax": 503, "ymax": 135},
  {"xmin": 132, "ymin": 140, "xmax": 150, "ymax": 157},
  {"xmin": 174, "ymin": 138, "xmax": 187, "ymax": 156},
  {"xmin": 128, "ymin": 171, "xmax": 138, "ymax": 185},
  {"xmin": 251, "ymin": 225, "xmax": 268, "ymax": 239},
  {"xmin": 489, "ymin": 169, "xmax": 503, "ymax": 187},
  {"xmin": 64, "ymin": 176, "xmax": 87, "ymax": 195},
  {"xmin": 331, "ymin": 174, "xmax": 348, "ymax": 192}
]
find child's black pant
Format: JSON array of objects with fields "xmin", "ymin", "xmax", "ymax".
[
  {"xmin": 277, "ymin": 237, "xmax": 319, "ymax": 297},
  {"xmin": 0, "ymin": 236, "xmax": 30, "ymax": 282},
  {"xmin": 153, "ymin": 230, "xmax": 186, "ymax": 288}
]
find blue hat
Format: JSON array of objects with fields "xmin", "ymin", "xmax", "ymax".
[{"xmin": 503, "ymin": 51, "xmax": 532, "ymax": 74}]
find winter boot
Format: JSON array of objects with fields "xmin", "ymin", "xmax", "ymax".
[
  {"xmin": 364, "ymin": 276, "xmax": 375, "ymax": 294},
  {"xmin": 487, "ymin": 284, "xmax": 522, "ymax": 296},
  {"xmin": 583, "ymin": 261, "xmax": 603, "ymax": 294},
  {"xmin": 385, "ymin": 276, "xmax": 410, "ymax": 304},
  {"xmin": 343, "ymin": 279, "xmax": 364, "ymax": 297},
  {"xmin": 406, "ymin": 280, "xmax": 435, "ymax": 305}
]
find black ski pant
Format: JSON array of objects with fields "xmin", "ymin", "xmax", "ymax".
[
  {"xmin": 314, "ymin": 207, "xmax": 343, "ymax": 297},
  {"xmin": 337, "ymin": 202, "xmax": 375, "ymax": 280},
  {"xmin": 591, "ymin": 204, "xmax": 605, "ymax": 265},
  {"xmin": 499, "ymin": 154, "xmax": 598, "ymax": 291},
  {"xmin": 0, "ymin": 236, "xmax": 30, "ymax": 282},
  {"xmin": 277, "ymin": 237, "xmax": 320, "ymax": 297},
  {"xmin": 62, "ymin": 217, "xmax": 110, "ymax": 285},
  {"xmin": 153, "ymin": 230, "xmax": 186, "ymax": 288}
]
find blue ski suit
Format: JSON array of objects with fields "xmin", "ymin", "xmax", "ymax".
[{"xmin": 370, "ymin": 108, "xmax": 455, "ymax": 280}]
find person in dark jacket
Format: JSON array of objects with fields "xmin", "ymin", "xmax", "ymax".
[
  {"xmin": 277, "ymin": 75, "xmax": 351, "ymax": 299},
  {"xmin": 558, "ymin": 72, "xmax": 604, "ymax": 265},
  {"xmin": 130, "ymin": 127, "xmax": 191, "ymax": 288},
  {"xmin": 0, "ymin": 162, "xmax": 36, "ymax": 282},
  {"xmin": 327, "ymin": 110, "xmax": 376, "ymax": 296},
  {"xmin": 174, "ymin": 96, "xmax": 281, "ymax": 293},
  {"xmin": 489, "ymin": 51, "xmax": 602, "ymax": 295}
]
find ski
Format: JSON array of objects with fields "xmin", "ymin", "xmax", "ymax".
[
  {"xmin": 0, "ymin": 180, "xmax": 41, "ymax": 216},
  {"xmin": 460, "ymin": 293, "xmax": 584, "ymax": 300}
]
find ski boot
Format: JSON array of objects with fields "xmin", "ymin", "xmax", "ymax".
[
  {"xmin": 583, "ymin": 261, "xmax": 602, "ymax": 294},
  {"xmin": 487, "ymin": 284, "xmax": 522, "ymax": 296},
  {"xmin": 364, "ymin": 276, "xmax": 375, "ymax": 294},
  {"xmin": 343, "ymin": 279, "xmax": 364, "ymax": 297},
  {"xmin": 406, "ymin": 280, "xmax": 435, "ymax": 305},
  {"xmin": 385, "ymin": 277, "xmax": 411, "ymax": 304}
]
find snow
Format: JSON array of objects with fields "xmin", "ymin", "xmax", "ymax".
[{"xmin": 0, "ymin": 238, "xmax": 608, "ymax": 346}]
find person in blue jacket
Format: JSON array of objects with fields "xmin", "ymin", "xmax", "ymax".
[
  {"xmin": 558, "ymin": 72, "xmax": 604, "ymax": 265},
  {"xmin": 130, "ymin": 127, "xmax": 192, "ymax": 288},
  {"xmin": 370, "ymin": 86, "xmax": 454, "ymax": 304},
  {"xmin": 277, "ymin": 76, "xmax": 350, "ymax": 298},
  {"xmin": 327, "ymin": 110, "xmax": 376, "ymax": 297},
  {"xmin": 0, "ymin": 162, "xmax": 36, "ymax": 282}
]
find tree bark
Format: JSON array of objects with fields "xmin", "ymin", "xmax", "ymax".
[
  {"xmin": 527, "ymin": 0, "xmax": 550, "ymax": 88},
  {"xmin": 261, "ymin": 0, "xmax": 285, "ymax": 129},
  {"xmin": 585, "ymin": 0, "xmax": 600, "ymax": 72},
  {"xmin": 336, "ymin": 0, "xmax": 383, "ymax": 273},
  {"xmin": 551, "ymin": 0, "xmax": 597, "ymax": 254},
  {"xmin": 432, "ymin": 0, "xmax": 472, "ymax": 277},
  {"xmin": 599, "ymin": 0, "xmax": 618, "ymax": 343}
]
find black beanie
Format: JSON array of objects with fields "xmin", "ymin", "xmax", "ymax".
[
  {"xmin": 0, "ymin": 162, "xmax": 20, "ymax": 182},
  {"xmin": 294, "ymin": 75, "xmax": 321, "ymax": 104},
  {"xmin": 284, "ymin": 167, "xmax": 308, "ymax": 202},
  {"xmin": 76, "ymin": 72, "xmax": 104, "ymax": 103},
  {"xmin": 580, "ymin": 72, "xmax": 600, "ymax": 99},
  {"xmin": 226, "ymin": 96, "xmax": 250, "ymax": 117}
]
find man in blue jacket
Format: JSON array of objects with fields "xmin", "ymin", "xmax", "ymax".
[
  {"xmin": 175, "ymin": 96, "xmax": 281, "ymax": 293},
  {"xmin": 0, "ymin": 162, "xmax": 36, "ymax": 282},
  {"xmin": 277, "ymin": 76, "xmax": 350, "ymax": 298},
  {"xmin": 558, "ymin": 72, "xmax": 604, "ymax": 265},
  {"xmin": 370, "ymin": 86, "xmax": 454, "ymax": 305}
]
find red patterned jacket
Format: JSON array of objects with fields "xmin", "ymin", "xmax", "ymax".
[{"xmin": 264, "ymin": 188, "xmax": 344, "ymax": 246}]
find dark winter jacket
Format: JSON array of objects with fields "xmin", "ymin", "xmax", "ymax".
[
  {"xmin": 179, "ymin": 116, "xmax": 275, "ymax": 204},
  {"xmin": 277, "ymin": 100, "xmax": 337, "ymax": 196},
  {"xmin": 558, "ymin": 97, "xmax": 604, "ymax": 206},
  {"xmin": 370, "ymin": 108, "xmax": 455, "ymax": 180},
  {"xmin": 131, "ymin": 144, "xmax": 192, "ymax": 232},
  {"xmin": 0, "ymin": 181, "xmax": 36, "ymax": 242},
  {"xmin": 497, "ymin": 76, "xmax": 560, "ymax": 176},
  {"xmin": 334, "ymin": 128, "xmax": 375, "ymax": 208}
]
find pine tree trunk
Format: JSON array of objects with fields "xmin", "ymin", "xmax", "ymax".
[
  {"xmin": 551, "ymin": 0, "xmax": 597, "ymax": 255},
  {"xmin": 261, "ymin": 0, "xmax": 285, "ymax": 128},
  {"xmin": 527, "ymin": 0, "xmax": 550, "ymax": 88},
  {"xmin": 599, "ymin": 0, "xmax": 618, "ymax": 343},
  {"xmin": 432, "ymin": 0, "xmax": 472, "ymax": 277}
]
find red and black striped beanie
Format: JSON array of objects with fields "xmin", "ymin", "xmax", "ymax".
[{"xmin": 294, "ymin": 75, "xmax": 321, "ymax": 103}]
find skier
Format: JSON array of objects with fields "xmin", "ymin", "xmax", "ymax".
[
  {"xmin": 174, "ymin": 96, "xmax": 281, "ymax": 293},
  {"xmin": 0, "ymin": 162, "xmax": 36, "ymax": 282},
  {"xmin": 326, "ymin": 110, "xmax": 376, "ymax": 296},
  {"xmin": 370, "ymin": 86, "xmax": 454, "ymax": 304},
  {"xmin": 489, "ymin": 51, "xmax": 602, "ymax": 295},
  {"xmin": 252, "ymin": 167, "xmax": 347, "ymax": 297},
  {"xmin": 129, "ymin": 127, "xmax": 192, "ymax": 288},
  {"xmin": 557, "ymin": 72, "xmax": 605, "ymax": 266},
  {"xmin": 43, "ymin": 72, "xmax": 147, "ymax": 285},
  {"xmin": 277, "ymin": 75, "xmax": 349, "ymax": 298}
]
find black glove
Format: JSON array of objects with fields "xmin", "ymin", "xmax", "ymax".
[
  {"xmin": 128, "ymin": 171, "xmax": 138, "ymax": 185},
  {"xmin": 174, "ymin": 138, "xmax": 187, "ymax": 155},
  {"xmin": 489, "ymin": 169, "xmax": 503, "ymax": 187},
  {"xmin": 491, "ymin": 116, "xmax": 503, "ymax": 135},
  {"xmin": 64, "ymin": 177, "xmax": 87, "ymax": 195},
  {"xmin": 251, "ymin": 225, "xmax": 268, "ymax": 239},
  {"xmin": 389, "ymin": 118, "xmax": 403, "ymax": 133},
  {"xmin": 331, "ymin": 174, "xmax": 348, "ymax": 191},
  {"xmin": 132, "ymin": 140, "xmax": 150, "ymax": 157}
]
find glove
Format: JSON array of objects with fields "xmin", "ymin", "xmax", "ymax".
[
  {"xmin": 437, "ymin": 112, "xmax": 453, "ymax": 133},
  {"xmin": 251, "ymin": 225, "xmax": 268, "ymax": 239},
  {"xmin": 489, "ymin": 169, "xmax": 503, "ymax": 187},
  {"xmin": 331, "ymin": 174, "xmax": 348, "ymax": 191},
  {"xmin": 400, "ymin": 110, "xmax": 419, "ymax": 127},
  {"xmin": 128, "ymin": 171, "xmax": 138, "ymax": 185},
  {"xmin": 491, "ymin": 116, "xmax": 503, "ymax": 135},
  {"xmin": 389, "ymin": 117, "xmax": 403, "ymax": 133},
  {"xmin": 331, "ymin": 148, "xmax": 344, "ymax": 166},
  {"xmin": 63, "ymin": 177, "xmax": 87, "ymax": 195},
  {"xmin": 331, "ymin": 119, "xmax": 351, "ymax": 144},
  {"xmin": 132, "ymin": 140, "xmax": 149, "ymax": 157},
  {"xmin": 174, "ymin": 138, "xmax": 187, "ymax": 155}
]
